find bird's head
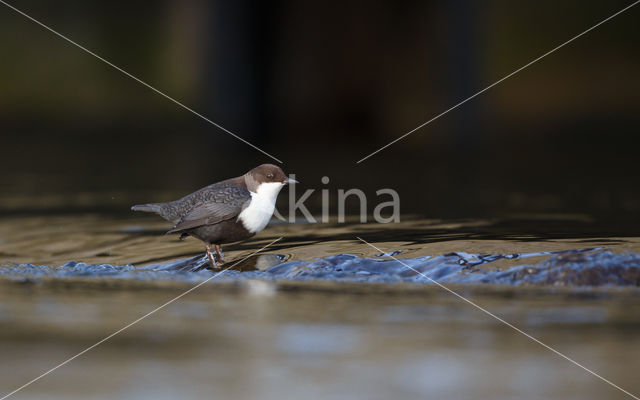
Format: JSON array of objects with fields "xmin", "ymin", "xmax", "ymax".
[{"xmin": 244, "ymin": 164, "xmax": 297, "ymax": 192}]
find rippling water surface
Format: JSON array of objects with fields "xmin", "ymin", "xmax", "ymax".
[{"xmin": 1, "ymin": 214, "xmax": 639, "ymax": 399}]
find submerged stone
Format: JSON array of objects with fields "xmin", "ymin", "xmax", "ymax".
[{"xmin": 1, "ymin": 249, "xmax": 639, "ymax": 287}]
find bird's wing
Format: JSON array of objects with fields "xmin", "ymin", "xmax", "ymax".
[{"xmin": 166, "ymin": 186, "xmax": 250, "ymax": 233}]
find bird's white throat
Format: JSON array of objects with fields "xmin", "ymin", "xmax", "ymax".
[{"xmin": 237, "ymin": 182, "xmax": 285, "ymax": 233}]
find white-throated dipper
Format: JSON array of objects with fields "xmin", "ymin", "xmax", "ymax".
[{"xmin": 132, "ymin": 164, "xmax": 295, "ymax": 268}]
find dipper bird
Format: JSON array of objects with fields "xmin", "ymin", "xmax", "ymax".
[{"xmin": 132, "ymin": 164, "xmax": 295, "ymax": 268}]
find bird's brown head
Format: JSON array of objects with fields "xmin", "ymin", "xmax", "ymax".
[{"xmin": 244, "ymin": 164, "xmax": 296, "ymax": 192}]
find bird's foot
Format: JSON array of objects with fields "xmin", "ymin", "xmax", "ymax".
[
  {"xmin": 215, "ymin": 244, "xmax": 225, "ymax": 264},
  {"xmin": 205, "ymin": 244, "xmax": 220, "ymax": 270}
]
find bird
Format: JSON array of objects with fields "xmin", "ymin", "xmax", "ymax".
[{"xmin": 131, "ymin": 164, "xmax": 296, "ymax": 268}]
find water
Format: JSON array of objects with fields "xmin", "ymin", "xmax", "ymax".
[
  {"xmin": 3, "ymin": 214, "xmax": 640, "ymax": 286},
  {"xmin": 1, "ymin": 214, "xmax": 640, "ymax": 399}
]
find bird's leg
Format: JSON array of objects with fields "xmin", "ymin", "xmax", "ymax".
[
  {"xmin": 215, "ymin": 244, "xmax": 225, "ymax": 264},
  {"xmin": 205, "ymin": 244, "xmax": 218, "ymax": 269}
]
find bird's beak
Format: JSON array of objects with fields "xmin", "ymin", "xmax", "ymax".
[{"xmin": 284, "ymin": 177, "xmax": 298, "ymax": 185}]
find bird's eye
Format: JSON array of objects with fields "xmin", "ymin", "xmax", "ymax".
[{"xmin": 266, "ymin": 173, "xmax": 274, "ymax": 179}]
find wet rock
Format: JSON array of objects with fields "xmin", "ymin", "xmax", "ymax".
[{"xmin": 2, "ymin": 249, "xmax": 639, "ymax": 287}]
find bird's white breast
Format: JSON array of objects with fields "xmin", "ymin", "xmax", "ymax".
[{"xmin": 237, "ymin": 182, "xmax": 284, "ymax": 233}]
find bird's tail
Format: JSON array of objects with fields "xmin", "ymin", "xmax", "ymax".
[{"xmin": 131, "ymin": 203, "xmax": 163, "ymax": 214}]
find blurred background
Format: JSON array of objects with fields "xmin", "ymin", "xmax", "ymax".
[
  {"xmin": 0, "ymin": 0, "xmax": 638, "ymax": 219},
  {"xmin": 2, "ymin": 4, "xmax": 640, "ymax": 399}
]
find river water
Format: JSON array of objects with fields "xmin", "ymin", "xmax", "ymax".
[{"xmin": 1, "ymin": 214, "xmax": 639, "ymax": 399}]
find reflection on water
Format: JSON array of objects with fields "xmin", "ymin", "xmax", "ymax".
[{"xmin": 1, "ymin": 215, "xmax": 640, "ymax": 399}]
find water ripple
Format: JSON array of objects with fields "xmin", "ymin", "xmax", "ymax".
[{"xmin": 1, "ymin": 249, "xmax": 639, "ymax": 287}]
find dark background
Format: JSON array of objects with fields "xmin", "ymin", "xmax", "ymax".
[{"xmin": 0, "ymin": 0, "xmax": 638, "ymax": 219}]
